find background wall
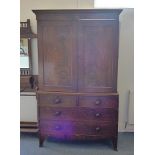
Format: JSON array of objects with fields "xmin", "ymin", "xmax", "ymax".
[
  {"xmin": 20, "ymin": 0, "xmax": 94, "ymax": 75},
  {"xmin": 20, "ymin": 0, "xmax": 134, "ymax": 132},
  {"xmin": 118, "ymin": 8, "xmax": 134, "ymax": 131}
]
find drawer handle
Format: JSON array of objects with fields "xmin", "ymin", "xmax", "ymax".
[
  {"xmin": 55, "ymin": 125, "xmax": 61, "ymax": 130},
  {"xmin": 54, "ymin": 98, "xmax": 61, "ymax": 104},
  {"xmin": 95, "ymin": 99, "xmax": 101, "ymax": 105},
  {"xmin": 54, "ymin": 111, "xmax": 61, "ymax": 116},
  {"xmin": 95, "ymin": 113, "xmax": 101, "ymax": 117},
  {"xmin": 95, "ymin": 127, "xmax": 101, "ymax": 131}
]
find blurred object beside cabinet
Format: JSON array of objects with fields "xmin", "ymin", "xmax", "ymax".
[
  {"xmin": 20, "ymin": 19, "xmax": 38, "ymax": 133},
  {"xmin": 20, "ymin": 92, "xmax": 38, "ymax": 133}
]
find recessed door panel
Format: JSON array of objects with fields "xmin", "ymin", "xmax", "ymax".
[
  {"xmin": 78, "ymin": 20, "xmax": 118, "ymax": 92},
  {"xmin": 38, "ymin": 21, "xmax": 77, "ymax": 91}
]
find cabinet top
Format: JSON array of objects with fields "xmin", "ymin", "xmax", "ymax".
[
  {"xmin": 33, "ymin": 9, "xmax": 122, "ymax": 21},
  {"xmin": 33, "ymin": 9, "xmax": 122, "ymax": 15}
]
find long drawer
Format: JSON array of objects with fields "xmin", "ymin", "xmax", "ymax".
[
  {"xmin": 39, "ymin": 107, "xmax": 117, "ymax": 123},
  {"xmin": 39, "ymin": 120, "xmax": 117, "ymax": 137}
]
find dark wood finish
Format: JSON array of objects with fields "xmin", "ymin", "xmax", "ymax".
[
  {"xmin": 37, "ymin": 21, "xmax": 77, "ymax": 92},
  {"xmin": 33, "ymin": 9, "xmax": 122, "ymax": 150},
  {"xmin": 79, "ymin": 95, "xmax": 118, "ymax": 109},
  {"xmin": 33, "ymin": 9, "xmax": 122, "ymax": 21},
  {"xmin": 39, "ymin": 134, "xmax": 46, "ymax": 147},
  {"xmin": 112, "ymin": 137, "xmax": 118, "ymax": 151},
  {"xmin": 20, "ymin": 19, "xmax": 37, "ymax": 38},
  {"xmin": 37, "ymin": 91, "xmax": 118, "ymax": 96},
  {"xmin": 39, "ymin": 107, "xmax": 117, "ymax": 122},
  {"xmin": 39, "ymin": 120, "xmax": 117, "ymax": 136},
  {"xmin": 38, "ymin": 94, "xmax": 77, "ymax": 107},
  {"xmin": 78, "ymin": 20, "xmax": 118, "ymax": 92}
]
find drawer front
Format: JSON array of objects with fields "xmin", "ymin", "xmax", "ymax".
[
  {"xmin": 39, "ymin": 94, "xmax": 76, "ymax": 107},
  {"xmin": 39, "ymin": 107, "xmax": 117, "ymax": 123},
  {"xmin": 40, "ymin": 120, "xmax": 117, "ymax": 137},
  {"xmin": 39, "ymin": 107, "xmax": 77, "ymax": 121},
  {"xmin": 79, "ymin": 96, "xmax": 118, "ymax": 109}
]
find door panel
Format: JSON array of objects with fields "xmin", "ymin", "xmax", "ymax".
[
  {"xmin": 38, "ymin": 21, "xmax": 77, "ymax": 91},
  {"xmin": 78, "ymin": 20, "xmax": 118, "ymax": 92}
]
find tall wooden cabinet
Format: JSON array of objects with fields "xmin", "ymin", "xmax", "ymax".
[{"xmin": 33, "ymin": 9, "xmax": 122, "ymax": 150}]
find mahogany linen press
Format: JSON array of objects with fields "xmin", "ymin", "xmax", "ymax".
[{"xmin": 33, "ymin": 9, "xmax": 122, "ymax": 150}]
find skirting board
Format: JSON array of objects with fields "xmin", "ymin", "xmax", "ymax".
[{"xmin": 118, "ymin": 123, "xmax": 134, "ymax": 132}]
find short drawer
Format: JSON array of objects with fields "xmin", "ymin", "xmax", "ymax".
[
  {"xmin": 79, "ymin": 95, "xmax": 118, "ymax": 109},
  {"xmin": 38, "ymin": 94, "xmax": 76, "ymax": 107},
  {"xmin": 40, "ymin": 120, "xmax": 117, "ymax": 137},
  {"xmin": 39, "ymin": 107, "xmax": 117, "ymax": 123},
  {"xmin": 39, "ymin": 107, "xmax": 77, "ymax": 121}
]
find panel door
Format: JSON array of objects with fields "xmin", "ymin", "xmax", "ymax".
[
  {"xmin": 78, "ymin": 20, "xmax": 119, "ymax": 93},
  {"xmin": 38, "ymin": 21, "xmax": 77, "ymax": 92}
]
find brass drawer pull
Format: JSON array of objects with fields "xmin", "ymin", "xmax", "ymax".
[
  {"xmin": 95, "ymin": 99, "xmax": 101, "ymax": 105},
  {"xmin": 54, "ymin": 97, "xmax": 61, "ymax": 104},
  {"xmin": 55, "ymin": 125, "xmax": 61, "ymax": 130},
  {"xmin": 54, "ymin": 111, "xmax": 61, "ymax": 116},
  {"xmin": 95, "ymin": 113, "xmax": 101, "ymax": 117},
  {"xmin": 95, "ymin": 127, "xmax": 101, "ymax": 131}
]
